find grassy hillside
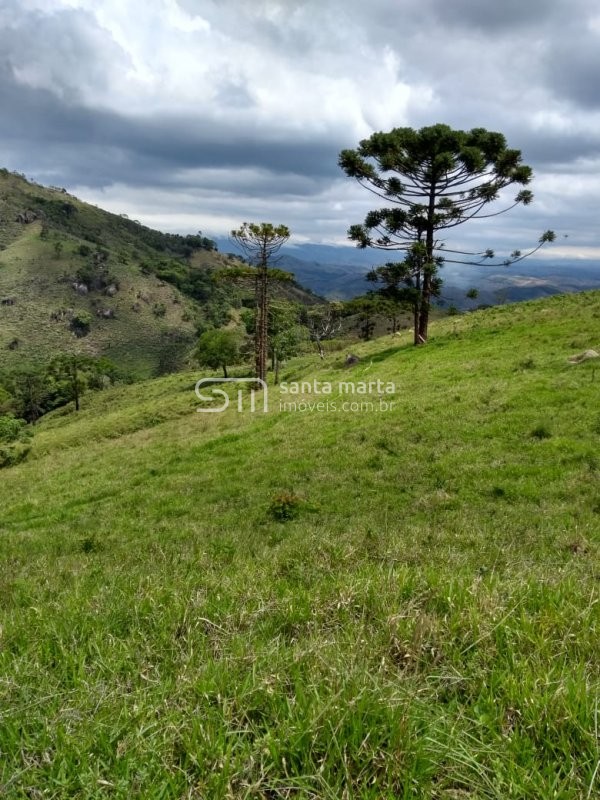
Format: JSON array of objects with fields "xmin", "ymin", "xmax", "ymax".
[
  {"xmin": 0, "ymin": 170, "xmax": 218, "ymax": 376},
  {"xmin": 0, "ymin": 292, "xmax": 599, "ymax": 798},
  {"xmin": 0, "ymin": 219, "xmax": 203, "ymax": 377},
  {"xmin": 0, "ymin": 170, "xmax": 319, "ymax": 377}
]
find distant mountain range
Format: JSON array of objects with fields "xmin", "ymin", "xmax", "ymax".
[{"xmin": 217, "ymin": 237, "xmax": 600, "ymax": 308}]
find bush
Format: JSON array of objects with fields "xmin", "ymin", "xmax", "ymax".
[
  {"xmin": 268, "ymin": 491, "xmax": 303, "ymax": 522},
  {"xmin": 71, "ymin": 311, "xmax": 92, "ymax": 337},
  {"xmin": 531, "ymin": 424, "xmax": 552, "ymax": 440},
  {"xmin": 75, "ymin": 263, "xmax": 116, "ymax": 292},
  {"xmin": 0, "ymin": 386, "xmax": 13, "ymax": 414},
  {"xmin": 0, "ymin": 415, "xmax": 32, "ymax": 469},
  {"xmin": 0, "ymin": 415, "xmax": 27, "ymax": 443}
]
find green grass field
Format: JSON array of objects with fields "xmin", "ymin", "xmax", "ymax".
[{"xmin": 1, "ymin": 292, "xmax": 599, "ymax": 798}]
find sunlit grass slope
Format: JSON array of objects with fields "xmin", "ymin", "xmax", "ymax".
[{"xmin": 0, "ymin": 292, "xmax": 599, "ymax": 798}]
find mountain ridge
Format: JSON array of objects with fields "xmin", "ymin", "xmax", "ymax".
[{"xmin": 218, "ymin": 237, "xmax": 600, "ymax": 303}]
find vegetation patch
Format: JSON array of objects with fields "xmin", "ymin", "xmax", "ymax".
[
  {"xmin": 0, "ymin": 413, "xmax": 32, "ymax": 468},
  {"xmin": 268, "ymin": 490, "xmax": 304, "ymax": 521}
]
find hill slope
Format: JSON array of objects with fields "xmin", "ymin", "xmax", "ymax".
[
  {"xmin": 0, "ymin": 170, "xmax": 319, "ymax": 377},
  {"xmin": 0, "ymin": 170, "xmax": 220, "ymax": 376},
  {"xmin": 0, "ymin": 218, "xmax": 202, "ymax": 377},
  {"xmin": 0, "ymin": 292, "xmax": 599, "ymax": 797}
]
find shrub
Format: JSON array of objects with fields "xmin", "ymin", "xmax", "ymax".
[
  {"xmin": 268, "ymin": 491, "xmax": 303, "ymax": 522},
  {"xmin": 531, "ymin": 424, "xmax": 552, "ymax": 440},
  {"xmin": 0, "ymin": 415, "xmax": 32, "ymax": 469},
  {"xmin": 0, "ymin": 387, "xmax": 13, "ymax": 413},
  {"xmin": 0, "ymin": 415, "xmax": 27, "ymax": 443},
  {"xmin": 71, "ymin": 311, "xmax": 92, "ymax": 337},
  {"xmin": 76, "ymin": 263, "xmax": 116, "ymax": 292}
]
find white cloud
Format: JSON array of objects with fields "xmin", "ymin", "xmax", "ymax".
[{"xmin": 1, "ymin": 0, "xmax": 599, "ymax": 260}]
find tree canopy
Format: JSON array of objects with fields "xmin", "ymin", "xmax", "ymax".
[
  {"xmin": 195, "ymin": 329, "xmax": 241, "ymax": 379},
  {"xmin": 231, "ymin": 222, "xmax": 290, "ymax": 267},
  {"xmin": 339, "ymin": 124, "xmax": 555, "ymax": 343}
]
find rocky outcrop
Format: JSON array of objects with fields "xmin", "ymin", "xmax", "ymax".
[{"xmin": 15, "ymin": 210, "xmax": 40, "ymax": 224}]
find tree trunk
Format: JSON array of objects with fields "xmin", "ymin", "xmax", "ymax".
[
  {"xmin": 316, "ymin": 337, "xmax": 325, "ymax": 359},
  {"xmin": 418, "ymin": 183, "xmax": 436, "ymax": 344},
  {"xmin": 413, "ymin": 300, "xmax": 421, "ymax": 346},
  {"xmin": 258, "ymin": 264, "xmax": 269, "ymax": 383},
  {"xmin": 413, "ymin": 270, "xmax": 421, "ymax": 345},
  {"xmin": 254, "ymin": 272, "xmax": 261, "ymax": 379},
  {"xmin": 223, "ymin": 364, "xmax": 228, "ymax": 378},
  {"xmin": 418, "ymin": 273, "xmax": 431, "ymax": 344}
]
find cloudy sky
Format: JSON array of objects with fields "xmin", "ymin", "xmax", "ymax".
[{"xmin": 1, "ymin": 0, "xmax": 600, "ymax": 260}]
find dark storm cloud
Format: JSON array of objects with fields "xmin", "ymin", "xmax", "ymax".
[
  {"xmin": 0, "ymin": 65, "xmax": 343, "ymax": 192},
  {"xmin": 508, "ymin": 128, "xmax": 600, "ymax": 170},
  {"xmin": 545, "ymin": 30, "xmax": 600, "ymax": 109},
  {"xmin": 426, "ymin": 0, "xmax": 583, "ymax": 32}
]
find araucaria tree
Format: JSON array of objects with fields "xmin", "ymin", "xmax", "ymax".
[
  {"xmin": 231, "ymin": 222, "xmax": 290, "ymax": 381},
  {"xmin": 339, "ymin": 124, "xmax": 555, "ymax": 345}
]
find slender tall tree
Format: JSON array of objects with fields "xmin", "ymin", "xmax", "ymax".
[
  {"xmin": 339, "ymin": 124, "xmax": 555, "ymax": 344},
  {"xmin": 231, "ymin": 223, "xmax": 290, "ymax": 381}
]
